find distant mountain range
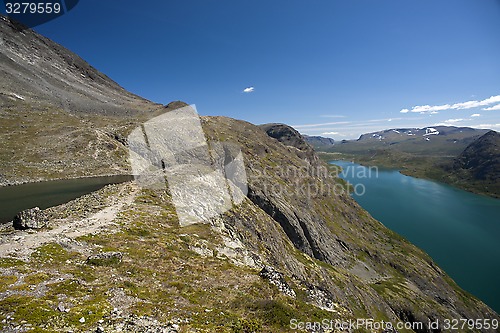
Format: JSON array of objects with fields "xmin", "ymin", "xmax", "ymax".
[
  {"xmin": 315, "ymin": 125, "xmax": 499, "ymax": 197},
  {"xmin": 303, "ymin": 135, "xmax": 335, "ymax": 149},
  {"xmin": 348, "ymin": 126, "xmax": 489, "ymax": 156}
]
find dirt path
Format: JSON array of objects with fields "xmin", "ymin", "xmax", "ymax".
[{"xmin": 0, "ymin": 183, "xmax": 138, "ymax": 259}]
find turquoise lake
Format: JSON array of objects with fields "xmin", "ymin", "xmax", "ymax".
[{"xmin": 332, "ymin": 160, "xmax": 500, "ymax": 313}]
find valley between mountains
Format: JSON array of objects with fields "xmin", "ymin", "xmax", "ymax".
[{"xmin": 313, "ymin": 126, "xmax": 500, "ymax": 198}]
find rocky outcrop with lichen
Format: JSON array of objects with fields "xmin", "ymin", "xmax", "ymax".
[{"xmin": 12, "ymin": 207, "xmax": 48, "ymax": 230}]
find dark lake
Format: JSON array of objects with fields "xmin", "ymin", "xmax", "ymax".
[
  {"xmin": 332, "ymin": 160, "xmax": 500, "ymax": 313},
  {"xmin": 0, "ymin": 175, "xmax": 133, "ymax": 224}
]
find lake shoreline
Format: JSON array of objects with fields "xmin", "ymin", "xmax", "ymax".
[
  {"xmin": 0, "ymin": 173, "xmax": 134, "ymax": 188},
  {"xmin": 320, "ymin": 153, "xmax": 499, "ymax": 199},
  {"xmin": 331, "ymin": 160, "xmax": 500, "ymax": 313},
  {"xmin": 0, "ymin": 175, "xmax": 134, "ymax": 224}
]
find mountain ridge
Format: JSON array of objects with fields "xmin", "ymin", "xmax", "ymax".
[
  {"xmin": 303, "ymin": 135, "xmax": 335, "ymax": 150},
  {"xmin": 316, "ymin": 125, "xmax": 499, "ymax": 197},
  {"xmin": 0, "ymin": 14, "xmax": 167, "ymax": 186}
]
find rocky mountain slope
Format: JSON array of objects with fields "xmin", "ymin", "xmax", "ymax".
[
  {"xmin": 0, "ymin": 15, "xmax": 498, "ymax": 332},
  {"xmin": 442, "ymin": 130, "xmax": 500, "ymax": 197},
  {"xmin": 0, "ymin": 15, "xmax": 166, "ymax": 185}
]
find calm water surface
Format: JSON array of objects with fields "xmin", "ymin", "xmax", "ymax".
[
  {"xmin": 0, "ymin": 175, "xmax": 133, "ymax": 224},
  {"xmin": 332, "ymin": 160, "xmax": 500, "ymax": 313}
]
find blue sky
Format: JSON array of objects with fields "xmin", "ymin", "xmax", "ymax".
[{"xmin": 6, "ymin": 0, "xmax": 500, "ymax": 139}]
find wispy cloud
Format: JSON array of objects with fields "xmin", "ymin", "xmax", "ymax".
[
  {"xmin": 322, "ymin": 132, "xmax": 341, "ymax": 136},
  {"xmin": 443, "ymin": 118, "xmax": 465, "ymax": 124},
  {"xmin": 400, "ymin": 95, "xmax": 500, "ymax": 114},
  {"xmin": 471, "ymin": 113, "xmax": 481, "ymax": 117},
  {"xmin": 292, "ymin": 121, "xmax": 350, "ymax": 129},
  {"xmin": 476, "ymin": 123, "xmax": 500, "ymax": 130},
  {"xmin": 483, "ymin": 104, "xmax": 500, "ymax": 111},
  {"xmin": 366, "ymin": 117, "xmax": 404, "ymax": 123},
  {"xmin": 243, "ymin": 87, "xmax": 255, "ymax": 93}
]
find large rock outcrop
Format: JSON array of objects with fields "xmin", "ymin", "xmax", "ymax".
[
  {"xmin": 259, "ymin": 123, "xmax": 319, "ymax": 165},
  {"xmin": 13, "ymin": 206, "xmax": 48, "ymax": 230}
]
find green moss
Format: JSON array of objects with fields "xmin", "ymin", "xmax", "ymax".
[
  {"xmin": 0, "ymin": 295, "xmax": 58, "ymax": 329},
  {"xmin": 370, "ymin": 276, "xmax": 408, "ymax": 299},
  {"xmin": 24, "ymin": 272, "xmax": 51, "ymax": 285},
  {"xmin": 231, "ymin": 318, "xmax": 262, "ymax": 333},
  {"xmin": 48, "ymin": 279, "xmax": 88, "ymax": 297},
  {"xmin": 85, "ymin": 256, "xmax": 121, "ymax": 267},
  {"xmin": 0, "ymin": 275, "xmax": 18, "ymax": 292},
  {"xmin": 0, "ymin": 257, "xmax": 25, "ymax": 268},
  {"xmin": 31, "ymin": 243, "xmax": 78, "ymax": 265}
]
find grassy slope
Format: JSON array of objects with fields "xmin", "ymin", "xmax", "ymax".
[{"xmin": 1, "ymin": 117, "xmax": 498, "ymax": 332}]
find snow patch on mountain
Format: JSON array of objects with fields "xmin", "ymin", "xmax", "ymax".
[{"xmin": 423, "ymin": 128, "xmax": 439, "ymax": 136}]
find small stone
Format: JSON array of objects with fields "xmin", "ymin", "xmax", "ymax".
[
  {"xmin": 79, "ymin": 317, "xmax": 85, "ymax": 323},
  {"xmin": 86, "ymin": 252, "xmax": 123, "ymax": 266},
  {"xmin": 57, "ymin": 303, "xmax": 66, "ymax": 312}
]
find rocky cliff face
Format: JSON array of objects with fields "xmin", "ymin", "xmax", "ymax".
[{"xmin": 0, "ymin": 16, "xmax": 498, "ymax": 333}]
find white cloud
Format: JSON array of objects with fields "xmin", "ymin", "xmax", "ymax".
[
  {"xmin": 367, "ymin": 117, "xmax": 404, "ymax": 123},
  {"xmin": 400, "ymin": 95, "xmax": 500, "ymax": 114},
  {"xmin": 483, "ymin": 104, "xmax": 500, "ymax": 111},
  {"xmin": 321, "ymin": 132, "xmax": 340, "ymax": 136},
  {"xmin": 243, "ymin": 87, "xmax": 254, "ymax": 93},
  {"xmin": 444, "ymin": 118, "xmax": 464, "ymax": 123},
  {"xmin": 476, "ymin": 124, "xmax": 500, "ymax": 130},
  {"xmin": 470, "ymin": 113, "xmax": 481, "ymax": 117}
]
